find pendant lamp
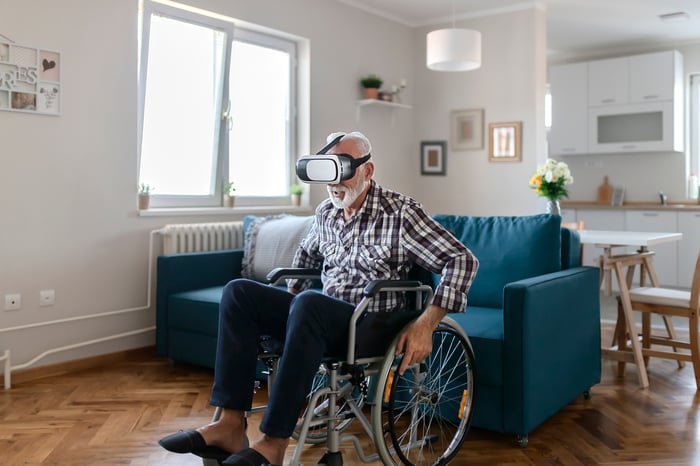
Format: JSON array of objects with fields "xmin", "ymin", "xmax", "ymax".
[{"xmin": 426, "ymin": 2, "xmax": 481, "ymax": 72}]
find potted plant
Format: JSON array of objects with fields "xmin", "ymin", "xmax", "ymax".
[
  {"xmin": 360, "ymin": 74, "xmax": 383, "ymax": 100},
  {"xmin": 138, "ymin": 183, "xmax": 154, "ymax": 210},
  {"xmin": 224, "ymin": 181, "xmax": 236, "ymax": 208},
  {"xmin": 290, "ymin": 183, "xmax": 303, "ymax": 206}
]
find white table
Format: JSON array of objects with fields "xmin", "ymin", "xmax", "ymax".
[{"xmin": 578, "ymin": 230, "xmax": 683, "ymax": 388}]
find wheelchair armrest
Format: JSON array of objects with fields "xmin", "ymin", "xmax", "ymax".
[
  {"xmin": 363, "ymin": 280, "xmax": 427, "ymax": 297},
  {"xmin": 266, "ymin": 267, "xmax": 322, "ymax": 286}
]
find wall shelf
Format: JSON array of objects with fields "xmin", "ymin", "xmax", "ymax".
[{"xmin": 355, "ymin": 99, "xmax": 411, "ymax": 125}]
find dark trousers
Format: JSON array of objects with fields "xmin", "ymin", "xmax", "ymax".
[{"xmin": 209, "ymin": 278, "xmax": 420, "ymax": 438}]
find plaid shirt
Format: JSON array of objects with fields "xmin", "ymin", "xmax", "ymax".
[{"xmin": 290, "ymin": 180, "xmax": 478, "ymax": 313}]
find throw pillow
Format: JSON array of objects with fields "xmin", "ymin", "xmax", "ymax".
[{"xmin": 242, "ymin": 214, "xmax": 314, "ymax": 282}]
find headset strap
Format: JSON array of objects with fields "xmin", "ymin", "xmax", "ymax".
[{"xmin": 317, "ymin": 134, "xmax": 345, "ymax": 154}]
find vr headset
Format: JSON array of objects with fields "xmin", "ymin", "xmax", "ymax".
[{"xmin": 296, "ymin": 134, "xmax": 371, "ymax": 184}]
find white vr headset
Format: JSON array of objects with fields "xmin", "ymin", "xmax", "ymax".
[{"xmin": 296, "ymin": 135, "xmax": 371, "ymax": 184}]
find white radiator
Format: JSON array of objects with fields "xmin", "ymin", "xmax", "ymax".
[{"xmin": 160, "ymin": 221, "xmax": 244, "ymax": 254}]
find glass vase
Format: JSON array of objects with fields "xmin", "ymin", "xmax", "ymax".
[{"xmin": 545, "ymin": 199, "xmax": 561, "ymax": 216}]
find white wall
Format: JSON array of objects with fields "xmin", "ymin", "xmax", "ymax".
[{"xmin": 411, "ymin": 7, "xmax": 548, "ymax": 216}]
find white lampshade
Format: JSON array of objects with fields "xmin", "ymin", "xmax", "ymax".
[{"xmin": 426, "ymin": 28, "xmax": 481, "ymax": 72}]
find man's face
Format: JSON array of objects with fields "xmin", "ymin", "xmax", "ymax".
[{"xmin": 326, "ymin": 139, "xmax": 370, "ymax": 209}]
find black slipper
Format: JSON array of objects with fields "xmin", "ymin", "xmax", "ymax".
[
  {"xmin": 158, "ymin": 429, "xmax": 230, "ymax": 462},
  {"xmin": 221, "ymin": 447, "xmax": 279, "ymax": 466}
]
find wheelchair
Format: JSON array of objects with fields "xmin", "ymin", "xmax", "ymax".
[{"xmin": 203, "ymin": 268, "xmax": 476, "ymax": 466}]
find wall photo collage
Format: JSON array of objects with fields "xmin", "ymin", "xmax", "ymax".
[{"xmin": 0, "ymin": 40, "xmax": 61, "ymax": 115}]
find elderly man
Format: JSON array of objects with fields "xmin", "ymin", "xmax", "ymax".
[{"xmin": 159, "ymin": 131, "xmax": 478, "ymax": 466}]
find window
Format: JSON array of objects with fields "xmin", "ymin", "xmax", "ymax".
[{"xmin": 138, "ymin": 1, "xmax": 297, "ymax": 208}]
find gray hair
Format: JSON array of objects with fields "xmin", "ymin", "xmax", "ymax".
[{"xmin": 326, "ymin": 131, "xmax": 372, "ymax": 156}]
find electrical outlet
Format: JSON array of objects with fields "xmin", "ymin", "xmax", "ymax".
[
  {"xmin": 4, "ymin": 294, "xmax": 21, "ymax": 311},
  {"xmin": 40, "ymin": 289, "xmax": 55, "ymax": 307}
]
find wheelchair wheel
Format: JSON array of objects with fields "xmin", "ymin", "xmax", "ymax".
[
  {"xmin": 371, "ymin": 317, "xmax": 475, "ymax": 466},
  {"xmin": 292, "ymin": 365, "xmax": 370, "ymax": 444}
]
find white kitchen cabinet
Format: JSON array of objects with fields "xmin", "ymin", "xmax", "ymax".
[
  {"xmin": 677, "ymin": 212, "xmax": 700, "ymax": 288},
  {"xmin": 549, "ymin": 63, "xmax": 588, "ymax": 156},
  {"xmin": 629, "ymin": 51, "xmax": 679, "ymax": 103},
  {"xmin": 625, "ymin": 211, "xmax": 678, "ymax": 286},
  {"xmin": 588, "ymin": 101, "xmax": 676, "ymax": 153},
  {"xmin": 551, "ymin": 50, "xmax": 683, "ymax": 156},
  {"xmin": 588, "ymin": 57, "xmax": 628, "ymax": 106}
]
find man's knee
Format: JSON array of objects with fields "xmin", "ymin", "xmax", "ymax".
[
  {"xmin": 290, "ymin": 289, "xmax": 325, "ymax": 310},
  {"xmin": 220, "ymin": 278, "xmax": 263, "ymax": 316}
]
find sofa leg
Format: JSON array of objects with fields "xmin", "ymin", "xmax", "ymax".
[
  {"xmin": 584, "ymin": 389, "xmax": 592, "ymax": 400},
  {"xmin": 517, "ymin": 434, "xmax": 528, "ymax": 448}
]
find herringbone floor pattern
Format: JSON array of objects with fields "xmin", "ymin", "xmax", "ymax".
[{"xmin": 2, "ymin": 324, "xmax": 700, "ymax": 465}]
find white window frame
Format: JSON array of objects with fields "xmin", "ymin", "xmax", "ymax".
[
  {"xmin": 137, "ymin": 0, "xmax": 298, "ymax": 209},
  {"xmin": 690, "ymin": 73, "xmax": 699, "ymax": 179}
]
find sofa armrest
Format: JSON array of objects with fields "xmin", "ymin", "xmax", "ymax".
[
  {"xmin": 156, "ymin": 249, "xmax": 244, "ymax": 355},
  {"xmin": 501, "ymin": 265, "xmax": 600, "ymax": 434}
]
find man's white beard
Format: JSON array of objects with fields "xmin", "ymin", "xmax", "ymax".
[{"xmin": 327, "ymin": 175, "xmax": 368, "ymax": 209}]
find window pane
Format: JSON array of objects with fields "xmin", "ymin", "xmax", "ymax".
[
  {"xmin": 229, "ymin": 41, "xmax": 290, "ymax": 197},
  {"xmin": 140, "ymin": 14, "xmax": 225, "ymax": 196}
]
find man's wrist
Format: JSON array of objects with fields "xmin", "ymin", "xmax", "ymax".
[{"xmin": 422, "ymin": 304, "xmax": 448, "ymax": 329}]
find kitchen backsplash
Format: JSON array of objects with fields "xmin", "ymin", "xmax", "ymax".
[{"xmin": 557, "ymin": 150, "xmax": 686, "ymax": 203}]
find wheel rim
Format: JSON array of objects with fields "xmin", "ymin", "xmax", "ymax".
[{"xmin": 379, "ymin": 326, "xmax": 474, "ymax": 465}]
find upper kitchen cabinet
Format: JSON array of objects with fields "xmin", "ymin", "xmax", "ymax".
[
  {"xmin": 549, "ymin": 50, "xmax": 684, "ymax": 156},
  {"xmin": 588, "ymin": 57, "xmax": 628, "ymax": 106},
  {"xmin": 549, "ymin": 62, "xmax": 588, "ymax": 155},
  {"xmin": 629, "ymin": 51, "xmax": 680, "ymax": 103}
]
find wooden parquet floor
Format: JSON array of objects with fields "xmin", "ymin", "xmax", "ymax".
[{"xmin": 2, "ymin": 325, "xmax": 700, "ymax": 466}]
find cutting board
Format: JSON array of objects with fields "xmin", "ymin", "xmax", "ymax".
[{"xmin": 597, "ymin": 176, "xmax": 613, "ymax": 205}]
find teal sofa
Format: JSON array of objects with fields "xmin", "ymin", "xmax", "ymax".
[{"xmin": 155, "ymin": 213, "xmax": 600, "ymax": 445}]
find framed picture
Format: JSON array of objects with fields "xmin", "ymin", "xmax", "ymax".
[
  {"xmin": 420, "ymin": 141, "xmax": 446, "ymax": 176},
  {"xmin": 488, "ymin": 121, "xmax": 522, "ymax": 162},
  {"xmin": 450, "ymin": 109, "xmax": 483, "ymax": 150}
]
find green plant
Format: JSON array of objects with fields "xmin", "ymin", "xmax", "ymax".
[
  {"xmin": 139, "ymin": 183, "xmax": 154, "ymax": 195},
  {"xmin": 360, "ymin": 74, "xmax": 383, "ymax": 89},
  {"xmin": 290, "ymin": 183, "xmax": 304, "ymax": 195},
  {"xmin": 225, "ymin": 181, "xmax": 236, "ymax": 196}
]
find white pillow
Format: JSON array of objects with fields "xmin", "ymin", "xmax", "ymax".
[{"xmin": 242, "ymin": 215, "xmax": 314, "ymax": 282}]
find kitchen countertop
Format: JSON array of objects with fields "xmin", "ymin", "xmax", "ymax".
[{"xmin": 561, "ymin": 201, "xmax": 700, "ymax": 211}]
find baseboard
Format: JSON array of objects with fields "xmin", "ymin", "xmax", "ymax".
[{"xmin": 11, "ymin": 346, "xmax": 158, "ymax": 385}]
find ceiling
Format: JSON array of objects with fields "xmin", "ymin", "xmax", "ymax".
[{"xmin": 337, "ymin": 0, "xmax": 700, "ymax": 61}]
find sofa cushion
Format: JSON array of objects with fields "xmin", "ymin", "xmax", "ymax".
[
  {"xmin": 449, "ymin": 308, "xmax": 504, "ymax": 387},
  {"xmin": 433, "ymin": 214, "xmax": 562, "ymax": 308},
  {"xmin": 168, "ymin": 286, "xmax": 224, "ymax": 335},
  {"xmin": 242, "ymin": 214, "xmax": 314, "ymax": 282}
]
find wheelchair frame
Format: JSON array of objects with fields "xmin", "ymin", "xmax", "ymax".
[{"xmin": 203, "ymin": 270, "xmax": 476, "ymax": 466}]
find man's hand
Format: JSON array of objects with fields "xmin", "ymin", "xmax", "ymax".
[{"xmin": 395, "ymin": 305, "xmax": 448, "ymax": 375}]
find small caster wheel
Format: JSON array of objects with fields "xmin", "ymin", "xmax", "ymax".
[{"xmin": 517, "ymin": 434, "xmax": 528, "ymax": 448}]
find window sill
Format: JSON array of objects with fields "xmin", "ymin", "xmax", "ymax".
[{"xmin": 138, "ymin": 204, "xmax": 313, "ymax": 217}]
